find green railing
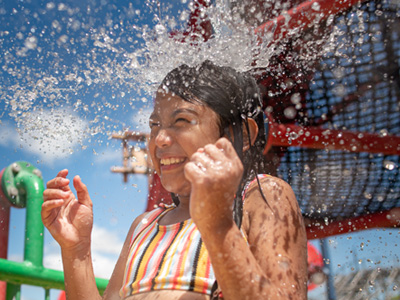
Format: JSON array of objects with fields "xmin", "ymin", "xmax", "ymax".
[{"xmin": 0, "ymin": 161, "xmax": 108, "ymax": 300}]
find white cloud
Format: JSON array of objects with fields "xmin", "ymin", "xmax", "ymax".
[
  {"xmin": 7, "ymin": 253, "xmax": 24, "ymax": 263},
  {"xmin": 91, "ymin": 224, "xmax": 124, "ymax": 255},
  {"xmin": 91, "ymin": 224, "xmax": 124, "ymax": 278},
  {"xmin": 1, "ymin": 108, "xmax": 89, "ymax": 166},
  {"xmin": 43, "ymin": 224, "xmax": 124, "ymax": 280},
  {"xmin": 0, "ymin": 123, "xmax": 20, "ymax": 146},
  {"xmin": 93, "ymin": 147, "xmax": 122, "ymax": 165},
  {"xmin": 91, "ymin": 251, "xmax": 120, "ymax": 279},
  {"xmin": 43, "ymin": 250, "xmax": 63, "ymax": 272},
  {"xmin": 131, "ymin": 106, "xmax": 152, "ymax": 133}
]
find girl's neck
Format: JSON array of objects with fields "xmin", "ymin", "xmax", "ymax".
[{"xmin": 159, "ymin": 202, "xmax": 191, "ymax": 225}]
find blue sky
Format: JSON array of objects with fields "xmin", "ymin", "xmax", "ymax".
[{"xmin": 1, "ymin": 1, "xmax": 399, "ymax": 299}]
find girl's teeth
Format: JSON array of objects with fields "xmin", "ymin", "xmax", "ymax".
[{"xmin": 162, "ymin": 158, "xmax": 184, "ymax": 165}]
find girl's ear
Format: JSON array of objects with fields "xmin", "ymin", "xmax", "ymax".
[{"xmin": 243, "ymin": 118, "xmax": 259, "ymax": 152}]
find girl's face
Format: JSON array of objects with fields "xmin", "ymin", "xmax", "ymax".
[{"xmin": 148, "ymin": 91, "xmax": 221, "ymax": 198}]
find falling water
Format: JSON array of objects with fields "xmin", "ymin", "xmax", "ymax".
[{"xmin": 0, "ymin": 0, "xmax": 339, "ymax": 155}]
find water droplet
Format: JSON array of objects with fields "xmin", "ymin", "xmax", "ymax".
[
  {"xmin": 57, "ymin": 35, "xmax": 68, "ymax": 44},
  {"xmin": 283, "ymin": 107, "xmax": 296, "ymax": 119},
  {"xmin": 46, "ymin": 2, "xmax": 55, "ymax": 10},
  {"xmin": 332, "ymin": 67, "xmax": 344, "ymax": 79},
  {"xmin": 155, "ymin": 24, "xmax": 166, "ymax": 35},
  {"xmin": 58, "ymin": 3, "xmax": 67, "ymax": 11},
  {"xmin": 24, "ymin": 36, "xmax": 38, "ymax": 50},
  {"xmin": 383, "ymin": 160, "xmax": 396, "ymax": 170},
  {"xmin": 363, "ymin": 192, "xmax": 372, "ymax": 199},
  {"xmin": 289, "ymin": 131, "xmax": 298, "ymax": 140},
  {"xmin": 290, "ymin": 93, "xmax": 301, "ymax": 104},
  {"xmin": 311, "ymin": 2, "xmax": 321, "ymax": 11},
  {"xmin": 377, "ymin": 195, "xmax": 385, "ymax": 202},
  {"xmin": 379, "ymin": 129, "xmax": 389, "ymax": 137},
  {"xmin": 52, "ymin": 20, "xmax": 61, "ymax": 30},
  {"xmin": 332, "ymin": 84, "xmax": 346, "ymax": 97}
]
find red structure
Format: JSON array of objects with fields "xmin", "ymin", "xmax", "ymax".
[
  {"xmin": 139, "ymin": 0, "xmax": 400, "ymax": 231},
  {"xmin": 0, "ymin": 169, "xmax": 10, "ymax": 300},
  {"xmin": 112, "ymin": 0, "xmax": 400, "ymax": 293}
]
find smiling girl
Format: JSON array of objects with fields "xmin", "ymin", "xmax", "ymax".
[{"xmin": 42, "ymin": 60, "xmax": 307, "ymax": 300}]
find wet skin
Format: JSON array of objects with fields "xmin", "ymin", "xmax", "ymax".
[
  {"xmin": 148, "ymin": 91, "xmax": 222, "ymax": 200},
  {"xmin": 42, "ymin": 91, "xmax": 308, "ymax": 300}
]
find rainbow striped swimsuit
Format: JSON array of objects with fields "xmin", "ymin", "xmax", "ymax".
[{"xmin": 119, "ymin": 206, "xmax": 215, "ymax": 298}]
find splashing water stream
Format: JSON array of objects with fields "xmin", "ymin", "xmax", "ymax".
[{"xmin": 0, "ymin": 0, "xmax": 340, "ymax": 157}]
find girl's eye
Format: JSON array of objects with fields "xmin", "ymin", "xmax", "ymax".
[
  {"xmin": 175, "ymin": 118, "xmax": 190, "ymax": 124},
  {"xmin": 149, "ymin": 121, "xmax": 160, "ymax": 128}
]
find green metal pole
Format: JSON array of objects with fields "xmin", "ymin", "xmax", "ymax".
[
  {"xmin": 45, "ymin": 289, "xmax": 50, "ymax": 300},
  {"xmin": 5, "ymin": 283, "xmax": 20, "ymax": 300},
  {"xmin": 0, "ymin": 162, "xmax": 45, "ymax": 266},
  {"xmin": 0, "ymin": 259, "xmax": 108, "ymax": 292},
  {"xmin": 18, "ymin": 165, "xmax": 45, "ymax": 267}
]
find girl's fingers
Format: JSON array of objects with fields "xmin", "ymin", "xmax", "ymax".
[
  {"xmin": 184, "ymin": 161, "xmax": 205, "ymax": 183},
  {"xmin": 43, "ymin": 189, "xmax": 70, "ymax": 201},
  {"xmin": 46, "ymin": 176, "xmax": 70, "ymax": 189},
  {"xmin": 200, "ymin": 138, "xmax": 237, "ymax": 163},
  {"xmin": 203, "ymin": 144, "xmax": 226, "ymax": 162},
  {"xmin": 73, "ymin": 176, "xmax": 92, "ymax": 208},
  {"xmin": 42, "ymin": 199, "xmax": 64, "ymax": 211},
  {"xmin": 46, "ymin": 170, "xmax": 71, "ymax": 191},
  {"xmin": 215, "ymin": 137, "xmax": 236, "ymax": 158},
  {"xmin": 190, "ymin": 150, "xmax": 213, "ymax": 168},
  {"xmin": 56, "ymin": 169, "xmax": 69, "ymax": 178}
]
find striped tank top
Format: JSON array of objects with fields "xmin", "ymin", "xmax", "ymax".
[{"xmin": 119, "ymin": 206, "xmax": 215, "ymax": 298}]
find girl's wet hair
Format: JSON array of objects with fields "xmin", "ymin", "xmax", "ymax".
[{"xmin": 160, "ymin": 60, "xmax": 268, "ymax": 228}]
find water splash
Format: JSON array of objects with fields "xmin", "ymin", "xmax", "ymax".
[{"xmin": 0, "ymin": 0, "xmax": 339, "ymax": 154}]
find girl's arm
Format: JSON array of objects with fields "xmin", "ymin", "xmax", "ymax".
[
  {"xmin": 202, "ymin": 176, "xmax": 307, "ymax": 300},
  {"xmin": 42, "ymin": 169, "xmax": 145, "ymax": 300},
  {"xmin": 185, "ymin": 138, "xmax": 308, "ymax": 300}
]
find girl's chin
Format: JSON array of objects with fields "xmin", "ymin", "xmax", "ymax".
[{"xmin": 161, "ymin": 179, "xmax": 191, "ymax": 196}]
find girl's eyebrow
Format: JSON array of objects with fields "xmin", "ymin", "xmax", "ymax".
[
  {"xmin": 149, "ymin": 106, "xmax": 201, "ymax": 121},
  {"xmin": 171, "ymin": 107, "xmax": 200, "ymax": 118}
]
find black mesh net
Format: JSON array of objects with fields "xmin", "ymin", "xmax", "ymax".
[{"xmin": 260, "ymin": 0, "xmax": 400, "ymax": 220}]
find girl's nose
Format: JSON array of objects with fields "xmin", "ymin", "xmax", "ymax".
[{"xmin": 155, "ymin": 128, "xmax": 172, "ymax": 148}]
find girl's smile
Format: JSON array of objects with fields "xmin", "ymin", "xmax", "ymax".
[
  {"xmin": 159, "ymin": 157, "xmax": 187, "ymax": 171},
  {"xmin": 148, "ymin": 90, "xmax": 221, "ymax": 197}
]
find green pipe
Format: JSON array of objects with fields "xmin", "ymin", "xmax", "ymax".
[
  {"xmin": 45, "ymin": 289, "xmax": 50, "ymax": 300},
  {"xmin": 5, "ymin": 283, "xmax": 20, "ymax": 300},
  {"xmin": 1, "ymin": 161, "xmax": 45, "ymax": 266},
  {"xmin": 0, "ymin": 259, "xmax": 108, "ymax": 292}
]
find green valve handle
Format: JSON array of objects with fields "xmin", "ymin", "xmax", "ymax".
[
  {"xmin": 1, "ymin": 162, "xmax": 43, "ymax": 208},
  {"xmin": 0, "ymin": 161, "xmax": 44, "ymax": 266}
]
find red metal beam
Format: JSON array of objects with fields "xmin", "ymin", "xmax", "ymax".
[
  {"xmin": 0, "ymin": 169, "xmax": 10, "ymax": 300},
  {"xmin": 306, "ymin": 208, "xmax": 400, "ymax": 239},
  {"xmin": 266, "ymin": 122, "xmax": 400, "ymax": 156},
  {"xmin": 254, "ymin": 0, "xmax": 367, "ymax": 44}
]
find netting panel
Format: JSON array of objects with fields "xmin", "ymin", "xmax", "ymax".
[{"xmin": 274, "ymin": 0, "xmax": 400, "ymax": 220}]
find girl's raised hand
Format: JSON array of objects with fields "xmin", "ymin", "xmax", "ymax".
[
  {"xmin": 42, "ymin": 169, "xmax": 93, "ymax": 250},
  {"xmin": 184, "ymin": 137, "xmax": 243, "ymax": 228}
]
